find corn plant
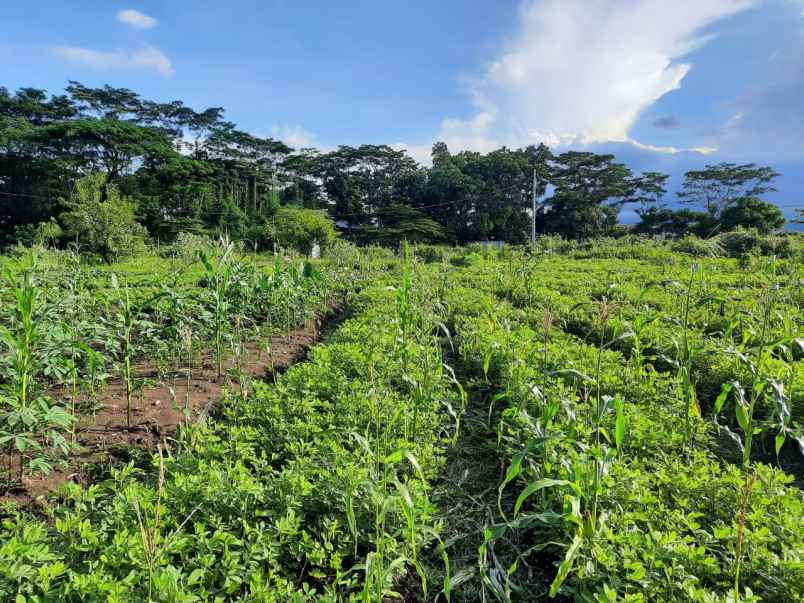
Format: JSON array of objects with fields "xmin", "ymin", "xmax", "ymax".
[
  {"xmin": 178, "ymin": 323, "xmax": 194, "ymax": 417},
  {"xmin": 110, "ymin": 274, "xmax": 137, "ymax": 429},
  {"xmin": 712, "ymin": 259, "xmax": 800, "ymax": 466},
  {"xmin": 662, "ymin": 262, "xmax": 702, "ymax": 452},
  {"xmin": 108, "ymin": 274, "xmax": 163, "ymax": 429},
  {"xmin": 79, "ymin": 342, "xmax": 105, "ymax": 415},
  {"xmin": 199, "ymin": 238, "xmax": 234, "ymax": 379}
]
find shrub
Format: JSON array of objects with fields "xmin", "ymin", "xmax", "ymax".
[
  {"xmin": 165, "ymin": 231, "xmax": 214, "ymax": 264},
  {"xmin": 265, "ymin": 206, "xmax": 337, "ymax": 255},
  {"xmin": 8, "ymin": 224, "xmax": 36, "ymax": 247},
  {"xmin": 412, "ymin": 244, "xmax": 444, "ymax": 264},
  {"xmin": 33, "ymin": 219, "xmax": 63, "ymax": 247},
  {"xmin": 721, "ymin": 197, "xmax": 785, "ymax": 234},
  {"xmin": 59, "ymin": 174, "xmax": 148, "ymax": 262},
  {"xmin": 209, "ymin": 196, "xmax": 249, "ymax": 240},
  {"xmin": 635, "ymin": 207, "xmax": 716, "ymax": 237},
  {"xmin": 717, "ymin": 227, "xmax": 793, "ymax": 258},
  {"xmin": 670, "ymin": 235, "xmax": 724, "ymax": 257},
  {"xmin": 325, "ymin": 239, "xmax": 362, "ymax": 267}
]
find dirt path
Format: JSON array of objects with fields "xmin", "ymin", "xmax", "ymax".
[{"xmin": 1, "ymin": 312, "xmax": 338, "ymax": 507}]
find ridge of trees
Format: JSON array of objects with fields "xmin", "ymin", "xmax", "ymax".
[{"xmin": 0, "ymin": 82, "xmax": 792, "ymax": 250}]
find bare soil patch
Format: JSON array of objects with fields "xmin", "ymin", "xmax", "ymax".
[{"xmin": 1, "ymin": 314, "xmax": 332, "ymax": 507}]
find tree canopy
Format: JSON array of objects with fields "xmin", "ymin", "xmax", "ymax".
[
  {"xmin": 0, "ymin": 82, "xmax": 791, "ymax": 251},
  {"xmin": 678, "ymin": 163, "xmax": 780, "ymax": 218}
]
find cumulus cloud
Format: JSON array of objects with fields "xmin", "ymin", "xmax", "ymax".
[
  {"xmin": 53, "ymin": 45, "xmax": 174, "ymax": 77},
  {"xmin": 421, "ymin": 0, "xmax": 751, "ymax": 156},
  {"xmin": 116, "ymin": 9, "xmax": 158, "ymax": 29},
  {"xmin": 390, "ymin": 142, "xmax": 434, "ymax": 165},
  {"xmin": 270, "ymin": 125, "xmax": 318, "ymax": 149}
]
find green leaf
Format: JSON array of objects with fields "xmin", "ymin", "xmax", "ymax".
[
  {"xmin": 736, "ymin": 403, "xmax": 750, "ymax": 433},
  {"xmin": 549, "ymin": 532, "xmax": 583, "ymax": 597},
  {"xmin": 497, "ymin": 451, "xmax": 526, "ymax": 520},
  {"xmin": 614, "ymin": 398, "xmax": 626, "ymax": 453},
  {"xmin": 514, "ymin": 479, "xmax": 570, "ymax": 517},
  {"xmin": 775, "ymin": 432, "xmax": 786, "ymax": 457},
  {"xmin": 713, "ymin": 382, "xmax": 733, "ymax": 417},
  {"xmin": 384, "ymin": 449, "xmax": 404, "ymax": 464},
  {"xmin": 404, "ymin": 450, "xmax": 425, "ymax": 480},
  {"xmin": 187, "ymin": 568, "xmax": 205, "ymax": 585},
  {"xmin": 553, "ymin": 368, "xmax": 596, "ymax": 384},
  {"xmin": 345, "ymin": 485, "xmax": 358, "ymax": 555}
]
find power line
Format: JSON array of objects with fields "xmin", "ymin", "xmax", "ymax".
[
  {"xmin": 330, "ymin": 200, "xmax": 463, "ymax": 220},
  {"xmin": 0, "ymin": 190, "xmax": 58, "ymax": 200}
]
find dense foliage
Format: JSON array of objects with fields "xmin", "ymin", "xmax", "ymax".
[
  {"xmin": 1, "ymin": 83, "xmax": 792, "ymax": 250},
  {"xmin": 265, "ymin": 207, "xmax": 338, "ymax": 255},
  {"xmin": 431, "ymin": 241, "xmax": 802, "ymax": 601}
]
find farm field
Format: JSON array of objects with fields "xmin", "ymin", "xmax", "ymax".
[{"xmin": 0, "ymin": 237, "xmax": 802, "ymax": 602}]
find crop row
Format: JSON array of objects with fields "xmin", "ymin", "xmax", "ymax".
[
  {"xmin": 446, "ymin": 250, "xmax": 802, "ymax": 450},
  {"xmin": 433, "ymin": 259, "xmax": 803, "ymax": 601},
  {"xmin": 0, "ymin": 239, "xmax": 332, "ymax": 490},
  {"xmin": 0, "ymin": 250, "xmax": 461, "ymax": 601}
]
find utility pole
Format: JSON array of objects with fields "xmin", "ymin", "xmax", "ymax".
[{"xmin": 531, "ymin": 168, "xmax": 538, "ymax": 245}]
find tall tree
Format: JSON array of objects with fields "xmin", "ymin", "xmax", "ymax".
[
  {"xmin": 678, "ymin": 162, "xmax": 780, "ymax": 218},
  {"xmin": 629, "ymin": 171, "xmax": 669, "ymax": 216},
  {"xmin": 420, "ymin": 142, "xmax": 551, "ymax": 243},
  {"xmin": 318, "ymin": 145, "xmax": 417, "ymax": 224},
  {"xmin": 540, "ymin": 151, "xmax": 633, "ymax": 239}
]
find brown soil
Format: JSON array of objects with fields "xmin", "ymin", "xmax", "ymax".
[{"xmin": 1, "ymin": 314, "xmax": 332, "ymax": 507}]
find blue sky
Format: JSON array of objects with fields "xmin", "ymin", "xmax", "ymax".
[{"xmin": 2, "ymin": 0, "xmax": 803, "ymax": 222}]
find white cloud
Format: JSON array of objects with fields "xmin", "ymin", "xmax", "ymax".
[
  {"xmin": 726, "ymin": 111, "xmax": 744, "ymax": 127},
  {"xmin": 390, "ymin": 142, "xmax": 433, "ymax": 165},
  {"xmin": 689, "ymin": 146, "xmax": 719, "ymax": 155},
  {"xmin": 52, "ymin": 45, "xmax": 174, "ymax": 77},
  {"xmin": 270, "ymin": 125, "xmax": 317, "ymax": 149},
  {"xmin": 116, "ymin": 9, "xmax": 158, "ymax": 29},
  {"xmin": 401, "ymin": 0, "xmax": 751, "ymax": 159}
]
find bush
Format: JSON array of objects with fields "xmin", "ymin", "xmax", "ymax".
[
  {"xmin": 209, "ymin": 196, "xmax": 249, "ymax": 240},
  {"xmin": 636, "ymin": 207, "xmax": 716, "ymax": 237},
  {"xmin": 716, "ymin": 227, "xmax": 793, "ymax": 258},
  {"xmin": 8, "ymin": 223, "xmax": 37, "ymax": 247},
  {"xmin": 6, "ymin": 220, "xmax": 63, "ymax": 248},
  {"xmin": 325, "ymin": 239, "xmax": 362, "ymax": 268},
  {"xmin": 670, "ymin": 235, "xmax": 724, "ymax": 257},
  {"xmin": 412, "ymin": 244, "xmax": 445, "ymax": 264},
  {"xmin": 265, "ymin": 207, "xmax": 337, "ymax": 255},
  {"xmin": 33, "ymin": 219, "xmax": 63, "ymax": 247},
  {"xmin": 59, "ymin": 174, "xmax": 148, "ymax": 262},
  {"xmin": 165, "ymin": 231, "xmax": 214, "ymax": 264},
  {"xmin": 721, "ymin": 197, "xmax": 785, "ymax": 234}
]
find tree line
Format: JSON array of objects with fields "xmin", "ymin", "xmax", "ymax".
[{"xmin": 0, "ymin": 82, "xmax": 790, "ymax": 252}]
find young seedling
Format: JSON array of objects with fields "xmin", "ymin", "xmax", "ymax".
[{"xmin": 109, "ymin": 274, "xmax": 165, "ymax": 429}]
